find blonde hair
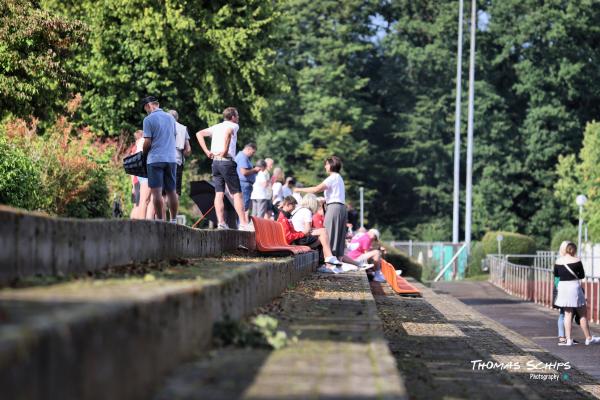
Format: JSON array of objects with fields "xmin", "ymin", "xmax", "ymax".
[
  {"xmin": 300, "ymin": 193, "xmax": 319, "ymax": 214},
  {"xmin": 558, "ymin": 240, "xmax": 570, "ymax": 257}
]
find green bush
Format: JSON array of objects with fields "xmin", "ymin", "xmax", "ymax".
[
  {"xmin": 384, "ymin": 244, "xmax": 423, "ymax": 281},
  {"xmin": 63, "ymin": 170, "xmax": 110, "ymax": 218},
  {"xmin": 466, "ymin": 241, "xmax": 486, "ymax": 277},
  {"xmin": 0, "ymin": 136, "xmax": 40, "ymax": 210},
  {"xmin": 481, "ymin": 231, "xmax": 537, "ymax": 265},
  {"xmin": 550, "ymin": 226, "xmax": 578, "ymax": 253}
]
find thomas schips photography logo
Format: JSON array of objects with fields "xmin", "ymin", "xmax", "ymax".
[{"xmin": 470, "ymin": 359, "xmax": 571, "ymax": 381}]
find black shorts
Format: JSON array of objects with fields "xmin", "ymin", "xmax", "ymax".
[
  {"xmin": 212, "ymin": 160, "xmax": 241, "ymax": 194},
  {"xmin": 176, "ymin": 164, "xmax": 184, "ymax": 196},
  {"xmin": 293, "ymin": 235, "xmax": 319, "ymax": 248}
]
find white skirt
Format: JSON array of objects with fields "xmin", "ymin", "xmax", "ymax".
[{"xmin": 555, "ymin": 280, "xmax": 586, "ymax": 308}]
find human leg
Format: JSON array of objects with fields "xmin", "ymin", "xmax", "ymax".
[
  {"xmin": 558, "ymin": 309, "xmax": 565, "ymax": 339},
  {"xmin": 233, "ymin": 192, "xmax": 248, "ymax": 226},
  {"xmin": 164, "ymin": 163, "xmax": 179, "ymax": 220},
  {"xmin": 214, "ymin": 192, "xmax": 225, "ymax": 225},
  {"xmin": 136, "ymin": 179, "xmax": 151, "ymax": 219},
  {"xmin": 564, "ymin": 308, "xmax": 573, "ymax": 341},
  {"xmin": 218, "ymin": 161, "xmax": 247, "ymax": 226},
  {"xmin": 147, "ymin": 164, "xmax": 166, "ymax": 220}
]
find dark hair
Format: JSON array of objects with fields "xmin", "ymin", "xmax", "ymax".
[
  {"xmin": 223, "ymin": 107, "xmax": 238, "ymax": 121},
  {"xmin": 282, "ymin": 195, "xmax": 297, "ymax": 206},
  {"xmin": 566, "ymin": 242, "xmax": 577, "ymax": 257},
  {"xmin": 245, "ymin": 142, "xmax": 257, "ymax": 150},
  {"xmin": 325, "ymin": 156, "xmax": 342, "ymax": 173},
  {"xmin": 255, "ymin": 159, "xmax": 267, "ymax": 169}
]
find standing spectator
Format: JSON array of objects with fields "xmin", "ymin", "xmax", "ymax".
[
  {"xmin": 195, "ymin": 107, "xmax": 252, "ymax": 230},
  {"xmin": 281, "ymin": 177, "xmax": 295, "ymax": 198},
  {"xmin": 271, "ymin": 167, "xmax": 284, "ymax": 219},
  {"xmin": 250, "ymin": 159, "xmax": 269, "ymax": 218},
  {"xmin": 168, "ymin": 110, "xmax": 192, "ymax": 197},
  {"xmin": 264, "ymin": 158, "xmax": 274, "ymax": 219},
  {"xmin": 347, "ymin": 202, "xmax": 359, "ymax": 233},
  {"xmin": 554, "ymin": 242, "xmax": 600, "ymax": 346},
  {"xmin": 235, "ymin": 143, "xmax": 260, "ymax": 216},
  {"xmin": 141, "ymin": 96, "xmax": 178, "ymax": 222},
  {"xmin": 295, "ymin": 156, "xmax": 347, "ymax": 258}
]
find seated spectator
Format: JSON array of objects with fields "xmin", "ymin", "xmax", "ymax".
[
  {"xmin": 347, "ymin": 228, "xmax": 386, "ymax": 282},
  {"xmin": 278, "ymin": 196, "xmax": 342, "ymax": 273},
  {"xmin": 250, "ymin": 159, "xmax": 269, "ymax": 218},
  {"xmin": 312, "ymin": 196, "xmax": 326, "ymax": 229}
]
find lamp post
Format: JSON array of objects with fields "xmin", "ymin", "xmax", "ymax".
[
  {"xmin": 452, "ymin": 0, "xmax": 464, "ymax": 244},
  {"xmin": 576, "ymin": 194, "xmax": 587, "ymax": 257},
  {"xmin": 359, "ymin": 187, "xmax": 364, "ymax": 229},
  {"xmin": 497, "ymin": 234, "xmax": 503, "ymax": 256}
]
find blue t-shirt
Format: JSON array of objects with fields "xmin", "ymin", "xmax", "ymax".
[
  {"xmin": 235, "ymin": 151, "xmax": 255, "ymax": 184},
  {"xmin": 143, "ymin": 108, "xmax": 177, "ymax": 164}
]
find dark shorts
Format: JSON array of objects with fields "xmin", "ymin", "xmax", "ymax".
[
  {"xmin": 147, "ymin": 162, "xmax": 177, "ymax": 192},
  {"xmin": 293, "ymin": 235, "xmax": 319, "ymax": 248},
  {"xmin": 176, "ymin": 164, "xmax": 184, "ymax": 196},
  {"xmin": 240, "ymin": 181, "xmax": 253, "ymax": 210},
  {"xmin": 212, "ymin": 160, "xmax": 241, "ymax": 194}
]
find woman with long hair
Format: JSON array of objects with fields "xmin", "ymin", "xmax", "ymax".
[{"xmin": 554, "ymin": 242, "xmax": 600, "ymax": 346}]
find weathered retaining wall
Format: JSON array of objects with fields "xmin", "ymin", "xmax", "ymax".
[{"xmin": 0, "ymin": 206, "xmax": 255, "ymax": 284}]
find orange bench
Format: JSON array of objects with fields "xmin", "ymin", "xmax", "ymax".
[
  {"xmin": 380, "ymin": 259, "xmax": 421, "ymax": 296},
  {"xmin": 251, "ymin": 216, "xmax": 312, "ymax": 255}
]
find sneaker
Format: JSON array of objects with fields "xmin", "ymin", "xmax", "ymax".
[
  {"xmin": 359, "ymin": 263, "xmax": 374, "ymax": 271},
  {"xmin": 340, "ymin": 263, "xmax": 359, "ymax": 272},
  {"xmin": 373, "ymin": 270, "xmax": 386, "ymax": 283},
  {"xmin": 558, "ymin": 339, "xmax": 574, "ymax": 346},
  {"xmin": 585, "ymin": 336, "xmax": 600, "ymax": 345},
  {"xmin": 238, "ymin": 222, "xmax": 255, "ymax": 232},
  {"xmin": 324, "ymin": 255, "xmax": 342, "ymax": 265},
  {"xmin": 332, "ymin": 266, "xmax": 345, "ymax": 274},
  {"xmin": 395, "ymin": 269, "xmax": 403, "ymax": 276},
  {"xmin": 217, "ymin": 223, "xmax": 229, "ymax": 229},
  {"xmin": 317, "ymin": 265, "xmax": 339, "ymax": 274}
]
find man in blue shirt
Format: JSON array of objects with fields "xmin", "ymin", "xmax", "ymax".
[
  {"xmin": 234, "ymin": 143, "xmax": 260, "ymax": 215},
  {"xmin": 141, "ymin": 96, "xmax": 178, "ymax": 222}
]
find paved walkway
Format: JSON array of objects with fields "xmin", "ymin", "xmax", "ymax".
[
  {"xmin": 373, "ymin": 279, "xmax": 600, "ymax": 399},
  {"xmin": 433, "ymin": 281, "xmax": 600, "ymax": 382}
]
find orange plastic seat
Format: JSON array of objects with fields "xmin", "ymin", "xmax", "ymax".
[
  {"xmin": 251, "ymin": 217, "xmax": 312, "ymax": 255},
  {"xmin": 380, "ymin": 259, "xmax": 421, "ymax": 296}
]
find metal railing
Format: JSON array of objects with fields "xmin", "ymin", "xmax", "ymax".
[
  {"xmin": 389, "ymin": 241, "xmax": 468, "ymax": 281},
  {"xmin": 488, "ymin": 254, "xmax": 600, "ymax": 324}
]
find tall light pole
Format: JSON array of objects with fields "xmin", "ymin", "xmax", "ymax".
[
  {"xmin": 576, "ymin": 194, "xmax": 587, "ymax": 256},
  {"xmin": 359, "ymin": 187, "xmax": 364, "ymax": 228},
  {"xmin": 452, "ymin": 0, "xmax": 464, "ymax": 244},
  {"xmin": 464, "ymin": 0, "xmax": 476, "ymax": 246}
]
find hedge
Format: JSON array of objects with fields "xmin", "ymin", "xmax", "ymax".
[
  {"xmin": 481, "ymin": 231, "xmax": 537, "ymax": 265},
  {"xmin": 383, "ymin": 244, "xmax": 423, "ymax": 281},
  {"xmin": 550, "ymin": 226, "xmax": 578, "ymax": 253}
]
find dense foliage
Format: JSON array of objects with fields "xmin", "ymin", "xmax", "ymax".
[{"xmin": 3, "ymin": 0, "xmax": 600, "ymax": 245}]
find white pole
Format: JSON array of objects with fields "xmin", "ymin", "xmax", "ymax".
[
  {"xmin": 464, "ymin": 0, "xmax": 476, "ymax": 246},
  {"xmin": 578, "ymin": 205, "xmax": 583, "ymax": 257},
  {"xmin": 360, "ymin": 187, "xmax": 364, "ymax": 228},
  {"xmin": 452, "ymin": 0, "xmax": 464, "ymax": 244}
]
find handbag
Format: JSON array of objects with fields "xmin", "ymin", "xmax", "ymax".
[{"xmin": 123, "ymin": 151, "xmax": 147, "ymax": 178}]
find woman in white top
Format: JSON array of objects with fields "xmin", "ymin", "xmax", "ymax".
[
  {"xmin": 295, "ymin": 156, "xmax": 347, "ymax": 258},
  {"xmin": 554, "ymin": 241, "xmax": 600, "ymax": 346},
  {"xmin": 250, "ymin": 159, "xmax": 269, "ymax": 218}
]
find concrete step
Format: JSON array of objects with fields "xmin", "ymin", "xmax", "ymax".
[
  {"xmin": 154, "ymin": 272, "xmax": 408, "ymax": 400},
  {"xmin": 0, "ymin": 253, "xmax": 318, "ymax": 400}
]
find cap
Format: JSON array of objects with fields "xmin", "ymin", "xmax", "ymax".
[
  {"xmin": 140, "ymin": 96, "xmax": 158, "ymax": 109},
  {"xmin": 368, "ymin": 228, "xmax": 380, "ymax": 241}
]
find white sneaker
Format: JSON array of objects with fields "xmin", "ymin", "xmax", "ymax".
[
  {"xmin": 558, "ymin": 339, "xmax": 574, "ymax": 346},
  {"xmin": 217, "ymin": 223, "xmax": 229, "ymax": 229},
  {"xmin": 238, "ymin": 222, "xmax": 255, "ymax": 232},
  {"xmin": 340, "ymin": 263, "xmax": 359, "ymax": 272},
  {"xmin": 395, "ymin": 269, "xmax": 403, "ymax": 276},
  {"xmin": 324, "ymin": 255, "xmax": 342, "ymax": 265},
  {"xmin": 585, "ymin": 336, "xmax": 600, "ymax": 345},
  {"xmin": 359, "ymin": 263, "xmax": 374, "ymax": 271},
  {"xmin": 373, "ymin": 270, "xmax": 386, "ymax": 283},
  {"xmin": 317, "ymin": 265, "xmax": 339, "ymax": 274},
  {"xmin": 332, "ymin": 266, "xmax": 345, "ymax": 274}
]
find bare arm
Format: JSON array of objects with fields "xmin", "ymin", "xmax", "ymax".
[
  {"xmin": 295, "ymin": 182, "xmax": 327, "ymax": 194},
  {"xmin": 195, "ymin": 129, "xmax": 213, "ymax": 159},
  {"xmin": 142, "ymin": 138, "xmax": 152, "ymax": 155},
  {"xmin": 183, "ymin": 139, "xmax": 191, "ymax": 157},
  {"xmin": 240, "ymin": 166, "xmax": 260, "ymax": 176},
  {"xmin": 302, "ymin": 220, "xmax": 311, "ymax": 235}
]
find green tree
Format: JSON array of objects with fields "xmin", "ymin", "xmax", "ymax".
[
  {"xmin": 0, "ymin": 0, "xmax": 85, "ymax": 120},
  {"xmin": 42, "ymin": 0, "xmax": 285, "ymax": 138}
]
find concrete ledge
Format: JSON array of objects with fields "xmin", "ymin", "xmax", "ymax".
[
  {"xmin": 0, "ymin": 253, "xmax": 318, "ymax": 400},
  {"xmin": 0, "ymin": 206, "xmax": 255, "ymax": 285}
]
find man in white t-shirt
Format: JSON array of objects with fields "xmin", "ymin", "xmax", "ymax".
[
  {"xmin": 168, "ymin": 110, "xmax": 191, "ymax": 197},
  {"xmin": 195, "ymin": 107, "xmax": 252, "ymax": 230}
]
